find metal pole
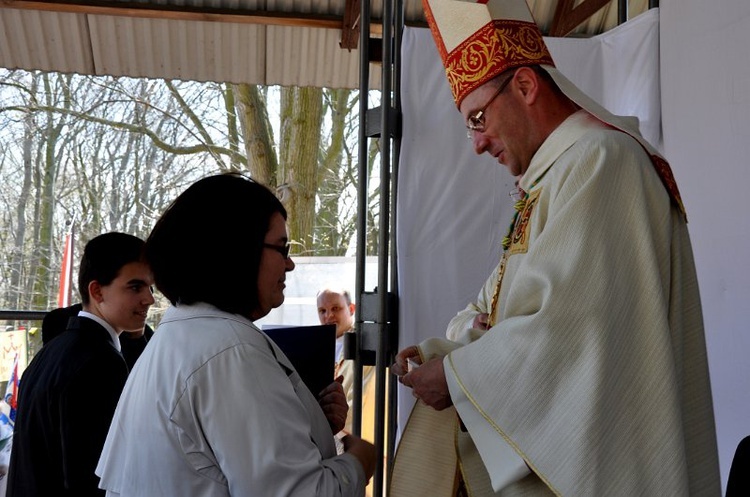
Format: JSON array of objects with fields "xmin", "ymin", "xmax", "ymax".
[
  {"xmin": 373, "ymin": 0, "xmax": 393, "ymax": 492},
  {"xmin": 617, "ymin": 0, "xmax": 628, "ymax": 24},
  {"xmin": 353, "ymin": 0, "xmax": 371, "ymax": 438},
  {"xmin": 385, "ymin": 0, "xmax": 403, "ymax": 493},
  {"xmin": 618, "ymin": 0, "xmax": 628, "ymax": 25}
]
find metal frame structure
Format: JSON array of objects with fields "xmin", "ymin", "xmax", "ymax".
[{"xmin": 353, "ymin": 0, "xmax": 403, "ymax": 493}]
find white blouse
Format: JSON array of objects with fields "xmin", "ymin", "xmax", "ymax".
[{"xmin": 97, "ymin": 303, "xmax": 365, "ymax": 496}]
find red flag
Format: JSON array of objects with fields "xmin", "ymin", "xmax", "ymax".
[
  {"xmin": 57, "ymin": 233, "xmax": 74, "ymax": 308},
  {"xmin": 4, "ymin": 353, "xmax": 19, "ymax": 423}
]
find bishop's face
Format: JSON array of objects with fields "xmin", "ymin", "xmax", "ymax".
[{"xmin": 461, "ymin": 71, "xmax": 535, "ymax": 177}]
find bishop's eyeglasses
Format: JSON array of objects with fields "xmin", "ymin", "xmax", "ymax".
[{"xmin": 465, "ymin": 70, "xmax": 517, "ymax": 140}]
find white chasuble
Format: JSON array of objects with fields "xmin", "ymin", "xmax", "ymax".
[{"xmin": 396, "ymin": 111, "xmax": 720, "ymax": 497}]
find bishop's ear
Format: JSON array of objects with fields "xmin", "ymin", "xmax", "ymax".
[{"xmin": 513, "ymin": 66, "xmax": 541, "ymax": 102}]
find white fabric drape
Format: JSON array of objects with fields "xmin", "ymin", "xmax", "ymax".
[
  {"xmin": 660, "ymin": 0, "xmax": 750, "ymax": 489},
  {"xmin": 397, "ymin": 9, "xmax": 662, "ymax": 429}
]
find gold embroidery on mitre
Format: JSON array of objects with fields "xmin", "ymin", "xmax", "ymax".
[
  {"xmin": 508, "ymin": 188, "xmax": 540, "ymax": 255},
  {"xmin": 445, "ymin": 20, "xmax": 555, "ymax": 105}
]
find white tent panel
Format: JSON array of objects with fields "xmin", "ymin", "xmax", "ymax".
[
  {"xmin": 547, "ymin": 9, "xmax": 663, "ymax": 151},
  {"xmin": 661, "ymin": 0, "xmax": 750, "ymax": 488}
]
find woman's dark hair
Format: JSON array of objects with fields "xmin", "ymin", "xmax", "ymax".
[
  {"xmin": 78, "ymin": 232, "xmax": 146, "ymax": 305},
  {"xmin": 146, "ymin": 172, "xmax": 286, "ymax": 317}
]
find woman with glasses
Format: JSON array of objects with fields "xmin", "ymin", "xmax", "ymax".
[{"xmin": 96, "ymin": 173, "xmax": 375, "ymax": 496}]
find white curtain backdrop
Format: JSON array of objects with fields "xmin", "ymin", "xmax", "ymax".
[
  {"xmin": 397, "ymin": 6, "xmax": 747, "ymax": 490},
  {"xmin": 660, "ymin": 0, "xmax": 750, "ymax": 489}
]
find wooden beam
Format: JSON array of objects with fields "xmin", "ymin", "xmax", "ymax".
[
  {"xmin": 1, "ymin": 0, "xmax": 384, "ymax": 36},
  {"xmin": 340, "ymin": 0, "xmax": 361, "ymax": 50},
  {"xmin": 549, "ymin": 0, "xmax": 612, "ymax": 37}
]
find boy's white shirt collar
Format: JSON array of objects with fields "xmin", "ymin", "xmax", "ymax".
[{"xmin": 78, "ymin": 310, "xmax": 121, "ymax": 352}]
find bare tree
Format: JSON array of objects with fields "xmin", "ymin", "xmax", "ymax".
[
  {"xmin": 0, "ymin": 69, "xmax": 381, "ymax": 314},
  {"xmin": 233, "ymin": 83, "xmax": 277, "ymax": 185},
  {"xmin": 278, "ymin": 86, "xmax": 324, "ymax": 255}
]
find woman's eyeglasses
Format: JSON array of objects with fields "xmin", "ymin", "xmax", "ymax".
[{"xmin": 263, "ymin": 243, "xmax": 291, "ymax": 259}]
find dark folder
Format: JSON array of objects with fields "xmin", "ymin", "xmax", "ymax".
[{"xmin": 262, "ymin": 324, "xmax": 336, "ymax": 396}]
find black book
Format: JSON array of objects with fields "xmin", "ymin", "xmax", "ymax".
[{"xmin": 262, "ymin": 324, "xmax": 336, "ymax": 396}]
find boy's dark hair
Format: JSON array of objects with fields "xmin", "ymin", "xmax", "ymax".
[
  {"xmin": 145, "ymin": 172, "xmax": 286, "ymax": 318},
  {"xmin": 78, "ymin": 232, "xmax": 147, "ymax": 305}
]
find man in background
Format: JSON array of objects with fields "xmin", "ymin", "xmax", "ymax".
[
  {"xmin": 317, "ymin": 287, "xmax": 380, "ymax": 496},
  {"xmin": 316, "ymin": 287, "xmax": 376, "ymax": 442},
  {"xmin": 7, "ymin": 232, "xmax": 155, "ymax": 497}
]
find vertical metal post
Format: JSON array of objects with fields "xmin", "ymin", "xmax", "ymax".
[
  {"xmin": 373, "ymin": 0, "xmax": 393, "ymax": 493},
  {"xmin": 385, "ymin": 0, "xmax": 403, "ymax": 493},
  {"xmin": 356, "ymin": 1, "xmax": 402, "ymax": 494},
  {"xmin": 618, "ymin": 0, "xmax": 628, "ymax": 25},
  {"xmin": 354, "ymin": 0, "xmax": 371, "ymax": 438}
]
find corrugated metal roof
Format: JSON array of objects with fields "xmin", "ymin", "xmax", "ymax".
[
  {"xmin": 0, "ymin": 8, "xmax": 94, "ymax": 75},
  {"xmin": 89, "ymin": 15, "xmax": 269, "ymax": 83},
  {"xmin": 0, "ymin": 0, "xmax": 650, "ymax": 88}
]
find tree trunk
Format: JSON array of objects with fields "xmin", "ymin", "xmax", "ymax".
[
  {"xmin": 7, "ymin": 92, "xmax": 36, "ymax": 309},
  {"xmin": 316, "ymin": 89, "xmax": 352, "ymax": 255},
  {"xmin": 30, "ymin": 74, "xmax": 69, "ymax": 310},
  {"xmin": 278, "ymin": 87, "xmax": 323, "ymax": 255},
  {"xmin": 233, "ymin": 83, "xmax": 277, "ymax": 187}
]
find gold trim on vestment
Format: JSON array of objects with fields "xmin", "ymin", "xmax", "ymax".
[
  {"xmin": 488, "ymin": 187, "xmax": 541, "ymax": 326},
  {"xmin": 508, "ymin": 188, "xmax": 539, "ymax": 255}
]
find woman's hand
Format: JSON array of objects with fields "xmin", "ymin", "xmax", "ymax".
[
  {"xmin": 318, "ymin": 375, "xmax": 348, "ymax": 434},
  {"xmin": 342, "ymin": 434, "xmax": 376, "ymax": 480}
]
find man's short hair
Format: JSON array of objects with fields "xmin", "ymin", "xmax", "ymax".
[
  {"xmin": 78, "ymin": 232, "xmax": 147, "ymax": 305},
  {"xmin": 317, "ymin": 288, "xmax": 353, "ymax": 307},
  {"xmin": 146, "ymin": 172, "xmax": 286, "ymax": 318}
]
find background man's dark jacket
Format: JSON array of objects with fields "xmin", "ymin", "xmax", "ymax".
[{"xmin": 7, "ymin": 316, "xmax": 128, "ymax": 497}]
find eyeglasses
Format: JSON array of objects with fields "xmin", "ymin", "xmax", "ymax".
[
  {"xmin": 263, "ymin": 242, "xmax": 291, "ymax": 259},
  {"xmin": 465, "ymin": 71, "xmax": 516, "ymax": 140}
]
